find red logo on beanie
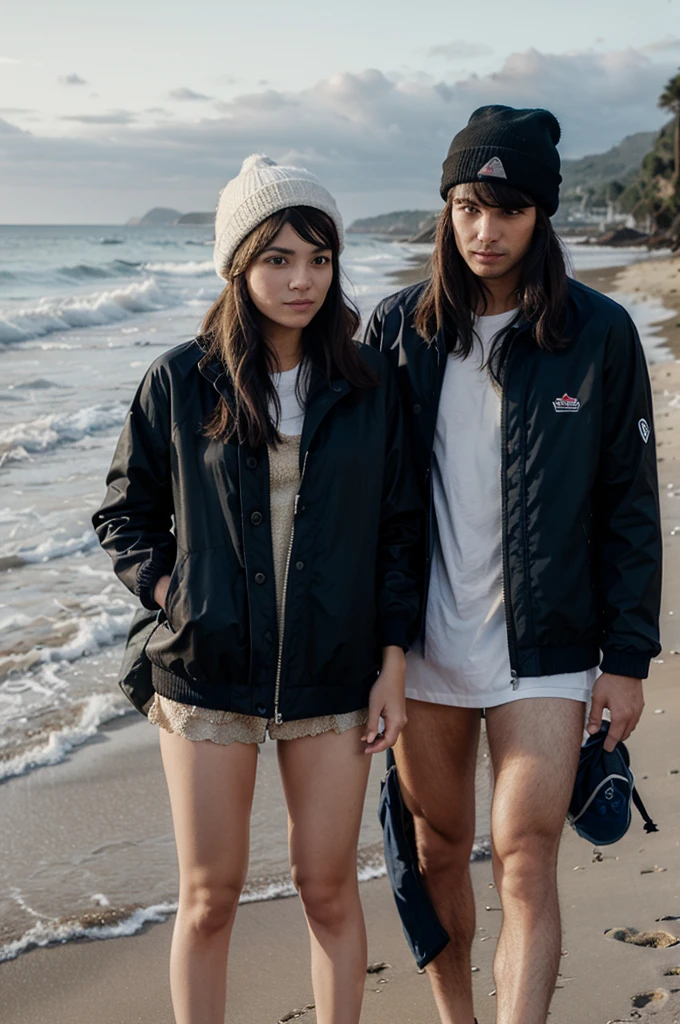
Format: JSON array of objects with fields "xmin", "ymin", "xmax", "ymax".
[{"xmin": 477, "ymin": 157, "xmax": 507, "ymax": 179}]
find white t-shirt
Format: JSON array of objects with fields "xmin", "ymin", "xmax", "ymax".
[
  {"xmin": 270, "ymin": 364, "xmax": 306, "ymax": 436},
  {"xmin": 406, "ymin": 308, "xmax": 598, "ymax": 708}
]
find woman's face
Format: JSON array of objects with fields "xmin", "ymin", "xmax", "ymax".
[{"xmin": 244, "ymin": 221, "xmax": 334, "ymax": 332}]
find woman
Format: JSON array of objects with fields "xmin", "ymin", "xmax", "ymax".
[{"xmin": 93, "ymin": 154, "xmax": 421, "ymax": 1024}]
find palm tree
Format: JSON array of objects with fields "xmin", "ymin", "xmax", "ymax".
[{"xmin": 659, "ymin": 69, "xmax": 680, "ymax": 190}]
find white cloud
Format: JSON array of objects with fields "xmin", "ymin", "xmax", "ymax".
[
  {"xmin": 61, "ymin": 110, "xmax": 137, "ymax": 125},
  {"xmin": 641, "ymin": 36, "xmax": 680, "ymax": 53},
  {"xmin": 0, "ymin": 118, "xmax": 26, "ymax": 135},
  {"xmin": 0, "ymin": 42, "xmax": 676, "ymax": 221},
  {"xmin": 169, "ymin": 87, "xmax": 212, "ymax": 102}
]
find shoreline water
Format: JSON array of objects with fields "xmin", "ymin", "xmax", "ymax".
[{"xmin": 2, "ymin": 239, "xmax": 680, "ymax": 1022}]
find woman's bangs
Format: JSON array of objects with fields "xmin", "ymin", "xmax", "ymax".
[{"xmin": 282, "ymin": 206, "xmax": 338, "ymax": 252}]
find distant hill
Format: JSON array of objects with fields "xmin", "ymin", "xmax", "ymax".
[
  {"xmin": 175, "ymin": 212, "xmax": 213, "ymax": 225},
  {"xmin": 127, "ymin": 207, "xmax": 182, "ymax": 226},
  {"xmin": 560, "ymin": 131, "xmax": 657, "ymax": 197},
  {"xmin": 618, "ymin": 121, "xmax": 679, "ymax": 235},
  {"xmin": 348, "ymin": 210, "xmax": 439, "ymax": 237}
]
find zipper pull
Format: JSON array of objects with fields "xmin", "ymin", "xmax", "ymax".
[
  {"xmin": 274, "ymin": 711, "xmax": 284, "ymax": 725},
  {"xmin": 510, "ymin": 671, "xmax": 519, "ymax": 690}
]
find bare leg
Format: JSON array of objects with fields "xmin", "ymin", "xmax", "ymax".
[
  {"xmin": 395, "ymin": 699, "xmax": 481, "ymax": 1024},
  {"xmin": 277, "ymin": 726, "xmax": 372, "ymax": 1024},
  {"xmin": 485, "ymin": 698, "xmax": 585, "ymax": 1024},
  {"xmin": 159, "ymin": 729, "xmax": 258, "ymax": 1024}
]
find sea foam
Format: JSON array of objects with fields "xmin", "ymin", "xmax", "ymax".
[
  {"xmin": 0, "ymin": 278, "xmax": 170, "ymax": 344},
  {"xmin": 0, "ymin": 693, "xmax": 132, "ymax": 783},
  {"xmin": 0, "ymin": 402, "xmax": 128, "ymax": 457}
]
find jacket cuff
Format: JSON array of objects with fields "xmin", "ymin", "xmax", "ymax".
[
  {"xmin": 600, "ymin": 649, "xmax": 653, "ymax": 680},
  {"xmin": 379, "ymin": 617, "xmax": 412, "ymax": 653},
  {"xmin": 134, "ymin": 555, "xmax": 172, "ymax": 611}
]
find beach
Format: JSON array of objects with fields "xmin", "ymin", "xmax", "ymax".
[{"xmin": 2, "ymin": 239, "xmax": 680, "ymax": 1023}]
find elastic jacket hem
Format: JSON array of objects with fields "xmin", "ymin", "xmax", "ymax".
[
  {"xmin": 150, "ymin": 663, "xmax": 377, "ymax": 720},
  {"xmin": 600, "ymin": 649, "xmax": 653, "ymax": 680}
]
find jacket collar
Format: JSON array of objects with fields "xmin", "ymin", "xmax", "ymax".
[{"xmin": 195, "ymin": 335, "xmax": 352, "ymax": 456}]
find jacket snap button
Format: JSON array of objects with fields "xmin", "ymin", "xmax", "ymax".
[
  {"xmin": 295, "ymin": 561, "xmax": 304, "ymax": 571},
  {"xmin": 254, "ymin": 572, "xmax": 266, "ymax": 585},
  {"xmin": 413, "ymin": 404, "xmax": 422, "ymax": 414},
  {"xmin": 256, "ymin": 703, "xmax": 267, "ymax": 716},
  {"xmin": 246, "ymin": 456, "xmax": 257, "ymax": 469},
  {"xmin": 251, "ymin": 511, "xmax": 263, "ymax": 525}
]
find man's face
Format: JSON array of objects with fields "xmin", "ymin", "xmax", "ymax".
[{"xmin": 450, "ymin": 185, "xmax": 537, "ymax": 283}]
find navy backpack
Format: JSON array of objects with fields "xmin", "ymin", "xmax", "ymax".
[{"xmin": 567, "ymin": 722, "xmax": 658, "ymax": 845}]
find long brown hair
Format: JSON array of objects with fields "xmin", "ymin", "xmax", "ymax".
[
  {"xmin": 202, "ymin": 206, "xmax": 376, "ymax": 447},
  {"xmin": 414, "ymin": 181, "xmax": 569, "ymax": 369}
]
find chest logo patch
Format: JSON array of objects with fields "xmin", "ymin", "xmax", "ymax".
[
  {"xmin": 639, "ymin": 418, "xmax": 650, "ymax": 444},
  {"xmin": 477, "ymin": 156, "xmax": 507, "ymax": 179},
  {"xmin": 553, "ymin": 393, "xmax": 580, "ymax": 413}
]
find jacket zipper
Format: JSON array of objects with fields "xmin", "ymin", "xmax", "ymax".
[
  {"xmin": 273, "ymin": 449, "xmax": 309, "ymax": 724},
  {"xmin": 500, "ymin": 336, "xmax": 520, "ymax": 690}
]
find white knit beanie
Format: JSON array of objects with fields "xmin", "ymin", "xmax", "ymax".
[{"xmin": 213, "ymin": 154, "xmax": 345, "ymax": 279}]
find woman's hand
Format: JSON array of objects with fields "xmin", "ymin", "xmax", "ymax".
[
  {"xmin": 153, "ymin": 574, "xmax": 172, "ymax": 612},
  {"xmin": 362, "ymin": 646, "xmax": 407, "ymax": 754}
]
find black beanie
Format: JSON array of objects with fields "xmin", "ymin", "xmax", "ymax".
[{"xmin": 440, "ymin": 105, "xmax": 562, "ymax": 215}]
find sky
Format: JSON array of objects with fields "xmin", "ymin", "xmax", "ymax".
[{"xmin": 0, "ymin": 0, "xmax": 678, "ymax": 224}]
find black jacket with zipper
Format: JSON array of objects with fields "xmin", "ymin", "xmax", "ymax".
[
  {"xmin": 93, "ymin": 340, "xmax": 422, "ymax": 721},
  {"xmin": 364, "ymin": 276, "xmax": 662, "ymax": 681}
]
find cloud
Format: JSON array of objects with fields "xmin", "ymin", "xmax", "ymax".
[
  {"xmin": 61, "ymin": 110, "xmax": 137, "ymax": 125},
  {"xmin": 0, "ymin": 57, "xmax": 21, "ymax": 65},
  {"xmin": 0, "ymin": 107, "xmax": 34, "ymax": 114},
  {"xmin": 168, "ymin": 87, "xmax": 212, "ymax": 102},
  {"xmin": 427, "ymin": 41, "xmax": 494, "ymax": 60},
  {"xmin": 0, "ymin": 42, "xmax": 676, "ymax": 220},
  {"xmin": 0, "ymin": 118, "xmax": 27, "ymax": 135},
  {"xmin": 59, "ymin": 73, "xmax": 88, "ymax": 86},
  {"xmin": 641, "ymin": 36, "xmax": 680, "ymax": 53}
]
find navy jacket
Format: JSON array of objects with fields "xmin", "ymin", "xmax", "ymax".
[{"xmin": 364, "ymin": 277, "xmax": 662, "ymax": 680}]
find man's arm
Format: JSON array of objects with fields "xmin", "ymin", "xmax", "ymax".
[{"xmin": 588, "ymin": 306, "xmax": 662, "ymax": 750}]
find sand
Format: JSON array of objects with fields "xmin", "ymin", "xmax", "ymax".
[{"xmin": 2, "ymin": 252, "xmax": 680, "ymax": 1024}]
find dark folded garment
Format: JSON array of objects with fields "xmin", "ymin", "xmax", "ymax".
[
  {"xmin": 378, "ymin": 748, "xmax": 450, "ymax": 969},
  {"xmin": 117, "ymin": 607, "xmax": 160, "ymax": 716}
]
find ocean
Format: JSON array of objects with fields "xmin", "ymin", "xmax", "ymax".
[{"xmin": 0, "ymin": 224, "xmax": 673, "ymax": 963}]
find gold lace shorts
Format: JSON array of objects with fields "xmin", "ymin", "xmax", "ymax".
[{"xmin": 148, "ymin": 693, "xmax": 369, "ymax": 746}]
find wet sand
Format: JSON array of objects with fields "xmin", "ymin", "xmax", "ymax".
[{"xmin": 2, "ymin": 252, "xmax": 680, "ymax": 1023}]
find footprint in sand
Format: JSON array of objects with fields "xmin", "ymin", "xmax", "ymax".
[
  {"xmin": 631, "ymin": 988, "xmax": 669, "ymax": 1010},
  {"xmin": 605, "ymin": 927, "xmax": 680, "ymax": 948}
]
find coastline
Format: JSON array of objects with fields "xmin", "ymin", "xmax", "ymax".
[{"xmin": 2, "ymin": 248, "xmax": 680, "ymax": 1023}]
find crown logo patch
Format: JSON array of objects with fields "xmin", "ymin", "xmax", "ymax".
[
  {"xmin": 553, "ymin": 393, "xmax": 580, "ymax": 413},
  {"xmin": 477, "ymin": 156, "xmax": 507, "ymax": 179}
]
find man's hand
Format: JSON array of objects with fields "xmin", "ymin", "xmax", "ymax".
[
  {"xmin": 586, "ymin": 673, "xmax": 645, "ymax": 752},
  {"xmin": 153, "ymin": 574, "xmax": 172, "ymax": 612},
  {"xmin": 362, "ymin": 646, "xmax": 407, "ymax": 754}
]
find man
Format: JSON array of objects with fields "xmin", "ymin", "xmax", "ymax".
[{"xmin": 365, "ymin": 105, "xmax": 662, "ymax": 1024}]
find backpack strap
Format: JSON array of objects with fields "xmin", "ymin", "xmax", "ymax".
[{"xmin": 632, "ymin": 787, "xmax": 659, "ymax": 834}]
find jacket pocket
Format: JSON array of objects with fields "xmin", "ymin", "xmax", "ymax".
[{"xmin": 164, "ymin": 551, "xmax": 187, "ymax": 631}]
